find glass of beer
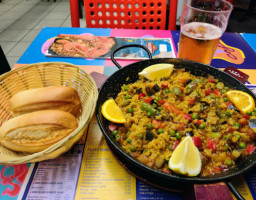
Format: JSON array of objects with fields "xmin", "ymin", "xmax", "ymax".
[{"xmin": 177, "ymin": 0, "xmax": 233, "ymax": 65}]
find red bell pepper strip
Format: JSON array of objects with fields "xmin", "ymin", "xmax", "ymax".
[
  {"xmin": 207, "ymin": 139, "xmax": 216, "ymax": 152},
  {"xmin": 187, "ymin": 98, "xmax": 195, "ymax": 105},
  {"xmin": 246, "ymin": 145, "xmax": 256, "ymax": 154},
  {"xmin": 225, "ymin": 102, "xmax": 232, "ymax": 108},
  {"xmin": 208, "ymin": 78, "xmax": 215, "ymax": 83},
  {"xmin": 184, "ymin": 114, "xmax": 192, "ymax": 121},
  {"xmin": 161, "ymin": 84, "xmax": 168, "ymax": 88},
  {"xmin": 205, "ymin": 88, "xmax": 212, "ymax": 96},
  {"xmin": 243, "ymin": 114, "xmax": 250, "ymax": 119},
  {"xmin": 138, "ymin": 93, "xmax": 146, "ymax": 99},
  {"xmin": 172, "ymin": 140, "xmax": 180, "ymax": 150},
  {"xmin": 145, "ymin": 97, "xmax": 153, "ymax": 103},
  {"xmin": 228, "ymin": 127, "xmax": 234, "ymax": 133},
  {"xmin": 192, "ymin": 136, "xmax": 202, "ymax": 148},
  {"xmin": 213, "ymin": 89, "xmax": 221, "ymax": 96},
  {"xmin": 159, "ymin": 100, "xmax": 165, "ymax": 105}
]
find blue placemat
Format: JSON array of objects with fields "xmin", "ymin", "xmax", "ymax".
[{"xmin": 240, "ymin": 33, "xmax": 256, "ymax": 53}]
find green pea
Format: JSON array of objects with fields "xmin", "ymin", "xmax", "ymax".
[
  {"xmin": 115, "ymin": 134, "xmax": 120, "ymax": 140},
  {"xmin": 223, "ymin": 135, "xmax": 230, "ymax": 140},
  {"xmin": 239, "ymin": 142, "xmax": 246, "ymax": 149},
  {"xmin": 112, "ymin": 130, "xmax": 118, "ymax": 136},
  {"xmin": 147, "ymin": 112, "xmax": 152, "ymax": 117},
  {"xmin": 175, "ymin": 132, "xmax": 182, "ymax": 140},
  {"xmin": 235, "ymin": 134, "xmax": 241, "ymax": 139},
  {"xmin": 198, "ymin": 124, "xmax": 205, "ymax": 129},
  {"xmin": 169, "ymin": 130, "xmax": 176, "ymax": 137},
  {"xmin": 192, "ymin": 113, "xmax": 198, "ymax": 119},
  {"xmin": 130, "ymin": 147, "xmax": 136, "ymax": 152},
  {"xmin": 138, "ymin": 133, "xmax": 143, "ymax": 139},
  {"xmin": 234, "ymin": 122, "xmax": 241, "ymax": 128},
  {"xmin": 143, "ymin": 149, "xmax": 149, "ymax": 153},
  {"xmin": 125, "ymin": 94, "xmax": 131, "ymax": 100},
  {"xmin": 158, "ymin": 107, "xmax": 163, "ymax": 111},
  {"xmin": 157, "ymin": 128, "xmax": 164, "ymax": 134},
  {"xmin": 225, "ymin": 111, "xmax": 231, "ymax": 117},
  {"xmin": 222, "ymin": 89, "xmax": 227, "ymax": 94},
  {"xmin": 223, "ymin": 97, "xmax": 228, "ymax": 102},
  {"xmin": 155, "ymin": 96, "xmax": 160, "ymax": 102},
  {"xmin": 246, "ymin": 111, "xmax": 252, "ymax": 116},
  {"xmin": 165, "ymin": 89, "xmax": 170, "ymax": 93},
  {"xmin": 253, "ymin": 108, "xmax": 256, "ymax": 112},
  {"xmin": 212, "ymin": 132, "xmax": 220, "ymax": 138},
  {"xmin": 146, "ymin": 123, "xmax": 152, "ymax": 129},
  {"xmin": 224, "ymin": 144, "xmax": 229, "ymax": 150},
  {"xmin": 124, "ymin": 85, "xmax": 128, "ymax": 91},
  {"xmin": 152, "ymin": 103, "xmax": 157, "ymax": 108},
  {"xmin": 127, "ymin": 108, "xmax": 134, "ymax": 113},
  {"xmin": 225, "ymin": 159, "xmax": 232, "ymax": 165},
  {"xmin": 224, "ymin": 86, "xmax": 229, "ymax": 90},
  {"xmin": 126, "ymin": 139, "xmax": 132, "ymax": 144}
]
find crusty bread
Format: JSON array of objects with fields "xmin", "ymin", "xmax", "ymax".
[
  {"xmin": 9, "ymin": 86, "xmax": 81, "ymax": 117},
  {"xmin": 0, "ymin": 110, "xmax": 78, "ymax": 153}
]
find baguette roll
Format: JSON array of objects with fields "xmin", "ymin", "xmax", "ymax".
[
  {"xmin": 0, "ymin": 110, "xmax": 78, "ymax": 153},
  {"xmin": 9, "ymin": 86, "xmax": 81, "ymax": 117}
]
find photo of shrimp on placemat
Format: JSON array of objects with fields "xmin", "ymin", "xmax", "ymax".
[
  {"xmin": 46, "ymin": 34, "xmax": 175, "ymax": 59},
  {"xmin": 46, "ymin": 34, "xmax": 116, "ymax": 58}
]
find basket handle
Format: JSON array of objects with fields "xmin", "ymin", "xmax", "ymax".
[{"xmin": 111, "ymin": 44, "xmax": 153, "ymax": 69}]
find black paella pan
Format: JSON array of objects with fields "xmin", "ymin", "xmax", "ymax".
[{"xmin": 96, "ymin": 45, "xmax": 256, "ymax": 200}]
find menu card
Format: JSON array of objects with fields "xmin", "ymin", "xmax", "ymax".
[{"xmin": 45, "ymin": 34, "xmax": 175, "ymax": 60}]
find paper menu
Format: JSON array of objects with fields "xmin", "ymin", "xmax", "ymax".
[
  {"xmin": 18, "ymin": 145, "xmax": 84, "ymax": 200},
  {"xmin": 75, "ymin": 119, "xmax": 137, "ymax": 199}
]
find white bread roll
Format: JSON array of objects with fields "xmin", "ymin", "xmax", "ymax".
[
  {"xmin": 0, "ymin": 110, "xmax": 78, "ymax": 153},
  {"xmin": 9, "ymin": 86, "xmax": 81, "ymax": 117}
]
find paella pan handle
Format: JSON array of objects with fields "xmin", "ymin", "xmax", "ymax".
[
  {"xmin": 111, "ymin": 44, "xmax": 153, "ymax": 69},
  {"xmin": 226, "ymin": 181, "xmax": 245, "ymax": 200}
]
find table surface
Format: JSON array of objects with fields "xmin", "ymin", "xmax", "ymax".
[{"xmin": 1, "ymin": 27, "xmax": 256, "ymax": 200}]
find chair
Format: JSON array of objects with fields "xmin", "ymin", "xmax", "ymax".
[
  {"xmin": 69, "ymin": 0, "xmax": 178, "ymax": 30},
  {"xmin": 84, "ymin": 0, "xmax": 167, "ymax": 30},
  {"xmin": 0, "ymin": 46, "xmax": 11, "ymax": 75}
]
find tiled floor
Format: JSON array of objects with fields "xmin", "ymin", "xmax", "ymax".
[
  {"xmin": 0, "ymin": 0, "xmax": 85, "ymax": 68},
  {"xmin": 0, "ymin": 0, "xmax": 255, "ymax": 68}
]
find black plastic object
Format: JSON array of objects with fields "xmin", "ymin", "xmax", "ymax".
[{"xmin": 0, "ymin": 45, "xmax": 11, "ymax": 75}]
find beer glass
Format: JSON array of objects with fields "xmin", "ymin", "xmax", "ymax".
[{"xmin": 177, "ymin": 0, "xmax": 233, "ymax": 65}]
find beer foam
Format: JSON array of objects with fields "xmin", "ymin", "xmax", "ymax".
[{"xmin": 182, "ymin": 22, "xmax": 222, "ymax": 40}]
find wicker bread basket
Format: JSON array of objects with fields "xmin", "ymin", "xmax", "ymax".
[{"xmin": 0, "ymin": 62, "xmax": 98, "ymax": 164}]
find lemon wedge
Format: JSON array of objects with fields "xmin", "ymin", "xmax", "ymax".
[
  {"xmin": 138, "ymin": 63, "xmax": 174, "ymax": 81},
  {"xmin": 168, "ymin": 136, "xmax": 201, "ymax": 176},
  {"xmin": 101, "ymin": 99, "xmax": 126, "ymax": 123},
  {"xmin": 225, "ymin": 90, "xmax": 255, "ymax": 114}
]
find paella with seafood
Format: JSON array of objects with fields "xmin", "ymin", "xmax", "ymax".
[{"xmin": 102, "ymin": 64, "xmax": 256, "ymax": 177}]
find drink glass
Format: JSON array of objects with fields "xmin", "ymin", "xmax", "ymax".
[{"xmin": 177, "ymin": 0, "xmax": 233, "ymax": 65}]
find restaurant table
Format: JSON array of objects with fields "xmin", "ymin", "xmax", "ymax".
[{"xmin": 1, "ymin": 27, "xmax": 256, "ymax": 200}]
